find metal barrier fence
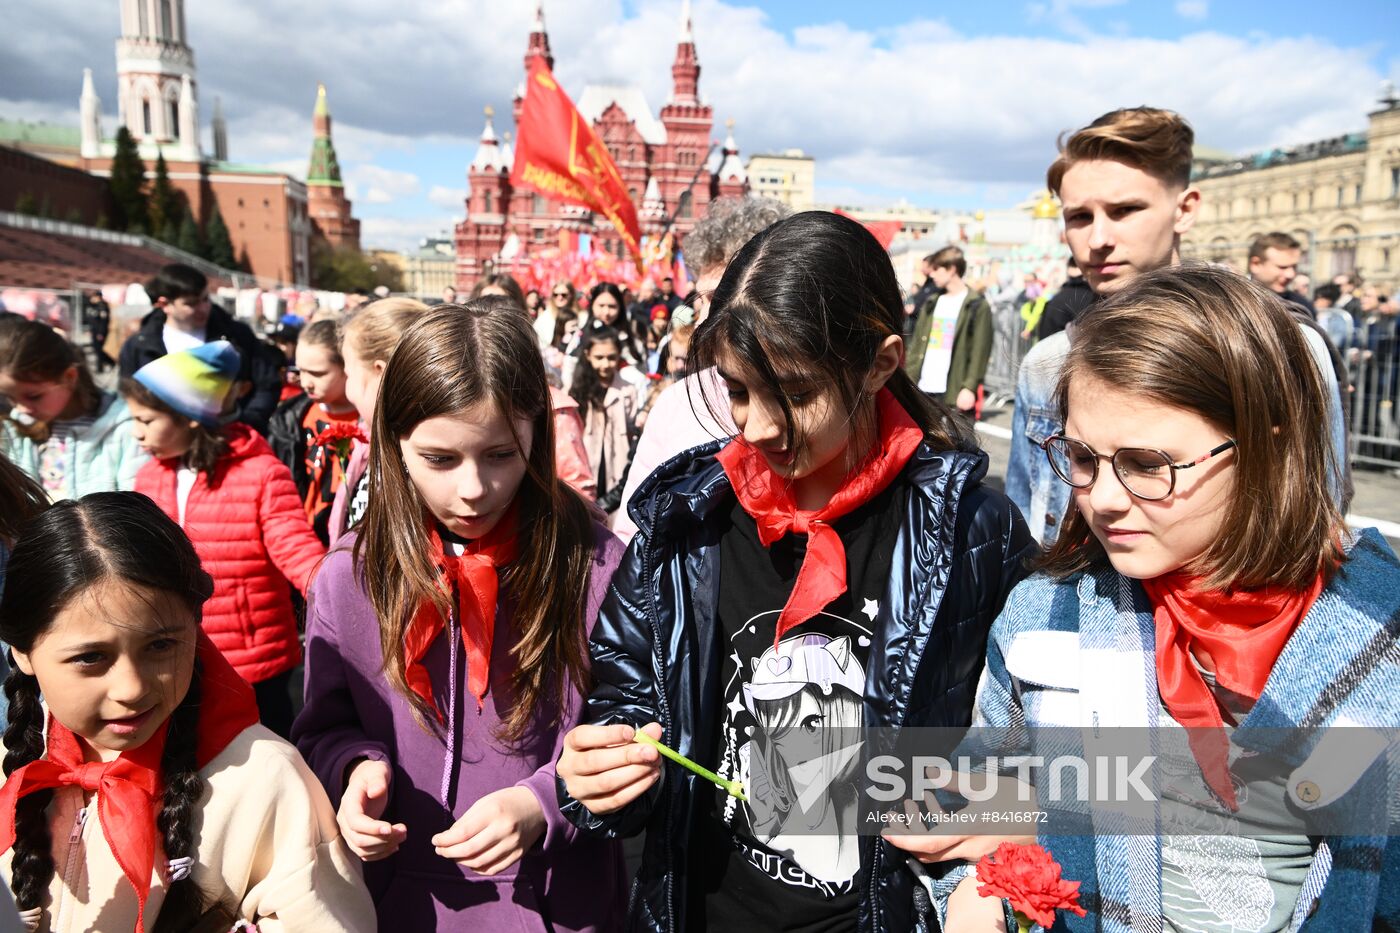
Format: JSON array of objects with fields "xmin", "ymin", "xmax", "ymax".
[
  {"xmin": 984, "ymin": 293, "xmax": 1033, "ymax": 407},
  {"xmin": 1349, "ymin": 316, "xmax": 1400, "ymax": 468},
  {"xmin": 981, "ymin": 296, "xmax": 1400, "ymax": 472}
]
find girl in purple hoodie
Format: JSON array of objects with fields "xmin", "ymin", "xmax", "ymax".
[{"xmin": 293, "ymin": 298, "xmax": 626, "ymax": 931}]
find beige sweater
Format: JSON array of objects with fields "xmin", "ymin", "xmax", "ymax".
[{"xmin": 0, "ymin": 724, "xmax": 375, "ymax": 933}]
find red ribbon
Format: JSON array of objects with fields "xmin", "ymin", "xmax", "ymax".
[
  {"xmin": 403, "ymin": 511, "xmax": 520, "ymax": 719},
  {"xmin": 1143, "ymin": 570, "xmax": 1324, "ymax": 808},
  {"xmin": 717, "ymin": 389, "xmax": 924, "ymax": 646},
  {"xmin": 0, "ymin": 631, "xmax": 259, "ymax": 933}
]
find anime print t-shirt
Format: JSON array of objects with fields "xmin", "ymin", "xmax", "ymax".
[{"xmin": 696, "ymin": 485, "xmax": 900, "ymax": 932}]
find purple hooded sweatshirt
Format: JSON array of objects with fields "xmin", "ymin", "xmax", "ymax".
[{"xmin": 293, "ymin": 524, "xmax": 627, "ymax": 932}]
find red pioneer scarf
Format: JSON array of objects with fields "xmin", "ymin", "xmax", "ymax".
[
  {"xmin": 717, "ymin": 388, "xmax": 924, "ymax": 647},
  {"xmin": 1142, "ymin": 570, "xmax": 1324, "ymax": 808},
  {"xmin": 0, "ymin": 631, "xmax": 259, "ymax": 933},
  {"xmin": 403, "ymin": 511, "xmax": 520, "ymax": 719}
]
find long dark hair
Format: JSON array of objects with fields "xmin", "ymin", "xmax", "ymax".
[
  {"xmin": 354, "ymin": 298, "xmax": 598, "ymax": 742},
  {"xmin": 0, "ymin": 493, "xmax": 217, "ymax": 928},
  {"xmin": 580, "ymin": 283, "xmax": 641, "ymax": 363},
  {"xmin": 689, "ymin": 210, "xmax": 969, "ymax": 461},
  {"xmin": 0, "ymin": 451, "xmax": 46, "ymax": 547},
  {"xmin": 569, "ymin": 326, "xmax": 623, "ymax": 418}
]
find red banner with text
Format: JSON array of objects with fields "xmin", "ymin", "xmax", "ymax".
[{"xmin": 511, "ymin": 58, "xmax": 644, "ymax": 271}]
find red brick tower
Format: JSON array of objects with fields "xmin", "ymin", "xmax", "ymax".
[
  {"xmin": 306, "ymin": 84, "xmax": 360, "ymax": 250},
  {"xmin": 657, "ymin": 0, "xmax": 713, "ymax": 227},
  {"xmin": 453, "ymin": 106, "xmax": 513, "ymax": 287}
]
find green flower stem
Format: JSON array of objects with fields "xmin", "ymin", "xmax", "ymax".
[{"xmin": 633, "ymin": 731, "xmax": 747, "ymax": 801}]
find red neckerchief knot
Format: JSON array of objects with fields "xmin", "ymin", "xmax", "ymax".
[
  {"xmin": 717, "ymin": 388, "xmax": 924, "ymax": 647},
  {"xmin": 0, "ymin": 631, "xmax": 258, "ymax": 933},
  {"xmin": 1142, "ymin": 570, "xmax": 1324, "ymax": 809},
  {"xmin": 403, "ymin": 508, "xmax": 521, "ymax": 719}
]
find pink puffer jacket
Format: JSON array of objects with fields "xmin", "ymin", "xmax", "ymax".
[{"xmin": 135, "ymin": 423, "xmax": 326, "ymax": 683}]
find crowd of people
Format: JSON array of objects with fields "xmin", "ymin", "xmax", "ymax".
[{"xmin": 0, "ymin": 105, "xmax": 1395, "ymax": 933}]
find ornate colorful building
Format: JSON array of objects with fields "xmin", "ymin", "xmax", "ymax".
[{"xmin": 454, "ymin": 0, "xmax": 748, "ymax": 288}]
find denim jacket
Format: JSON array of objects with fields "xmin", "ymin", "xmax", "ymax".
[
  {"xmin": 1005, "ymin": 333, "xmax": 1073, "ymax": 545},
  {"xmin": 926, "ymin": 528, "xmax": 1400, "ymax": 932},
  {"xmin": 1006, "ymin": 324, "xmax": 1349, "ymax": 546}
]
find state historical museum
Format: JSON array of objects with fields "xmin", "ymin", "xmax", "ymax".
[{"xmin": 454, "ymin": 1, "xmax": 749, "ymax": 289}]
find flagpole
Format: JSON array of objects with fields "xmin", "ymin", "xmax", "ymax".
[
  {"xmin": 656, "ymin": 142, "xmax": 718, "ymax": 241},
  {"xmin": 644, "ymin": 141, "xmax": 717, "ymax": 289}
]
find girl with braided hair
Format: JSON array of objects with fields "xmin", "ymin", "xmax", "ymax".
[{"xmin": 0, "ymin": 492, "xmax": 372, "ymax": 932}]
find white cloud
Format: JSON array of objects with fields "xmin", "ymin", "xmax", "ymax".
[
  {"xmin": 344, "ymin": 165, "xmax": 421, "ymax": 205},
  {"xmin": 0, "ymin": 98, "xmax": 78, "ymax": 125},
  {"xmin": 428, "ymin": 186, "xmax": 467, "ymax": 210},
  {"xmin": 1, "ymin": 0, "xmax": 1384, "ymax": 229},
  {"xmin": 1176, "ymin": 0, "xmax": 1209, "ymax": 20},
  {"xmin": 359, "ymin": 215, "xmax": 457, "ymax": 252}
]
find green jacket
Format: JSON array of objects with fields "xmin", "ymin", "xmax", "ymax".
[{"xmin": 904, "ymin": 289, "xmax": 994, "ymax": 403}]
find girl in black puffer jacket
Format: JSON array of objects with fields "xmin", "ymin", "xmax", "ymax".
[{"xmin": 558, "ymin": 211, "xmax": 1036, "ymax": 933}]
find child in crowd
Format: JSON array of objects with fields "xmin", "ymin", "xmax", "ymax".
[
  {"xmin": 270, "ymin": 321, "xmax": 304, "ymax": 403},
  {"xmin": 327, "ymin": 297, "xmax": 429, "ymax": 545},
  {"xmin": 636, "ymin": 321, "xmax": 696, "ymax": 433},
  {"xmin": 329, "ymin": 298, "xmax": 595, "ymax": 544},
  {"xmin": 270, "ymin": 319, "xmax": 362, "ymax": 544},
  {"xmin": 469, "ymin": 272, "xmax": 528, "ymax": 308},
  {"xmin": 569, "ymin": 327, "xmax": 638, "ymax": 516},
  {"xmin": 0, "ymin": 452, "xmax": 44, "ymax": 596},
  {"xmin": 642, "ymin": 304, "xmax": 670, "ymax": 368},
  {"xmin": 293, "ymin": 302, "xmax": 625, "ymax": 931},
  {"xmin": 0, "ymin": 492, "xmax": 373, "ymax": 932},
  {"xmin": 909, "ymin": 265, "xmax": 1400, "ymax": 931},
  {"xmin": 0, "ymin": 451, "xmax": 46, "ymax": 721},
  {"xmin": 578, "ymin": 284, "xmax": 645, "ymax": 382},
  {"xmin": 557, "ymin": 211, "xmax": 1035, "ymax": 932},
  {"xmin": 120, "ymin": 263, "xmax": 281, "ymax": 433},
  {"xmin": 0, "ymin": 317, "xmax": 145, "ymax": 500},
  {"xmin": 121, "ymin": 342, "xmax": 325, "ymax": 737}
]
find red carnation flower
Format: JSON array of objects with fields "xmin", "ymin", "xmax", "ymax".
[
  {"xmin": 312, "ymin": 423, "xmax": 367, "ymax": 471},
  {"xmin": 976, "ymin": 842, "xmax": 1087, "ymax": 931},
  {"xmin": 312, "ymin": 422, "xmax": 368, "ymax": 446}
]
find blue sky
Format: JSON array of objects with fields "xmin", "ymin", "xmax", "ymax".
[
  {"xmin": 746, "ymin": 0, "xmax": 1396, "ymax": 54},
  {"xmin": 3, "ymin": 0, "xmax": 1397, "ymax": 250}
]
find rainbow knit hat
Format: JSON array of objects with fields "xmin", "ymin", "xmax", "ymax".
[{"xmin": 134, "ymin": 341, "xmax": 241, "ymax": 427}]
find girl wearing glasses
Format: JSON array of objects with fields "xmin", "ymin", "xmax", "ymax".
[
  {"xmin": 910, "ymin": 264, "xmax": 1400, "ymax": 932},
  {"xmin": 555, "ymin": 211, "xmax": 1036, "ymax": 932}
]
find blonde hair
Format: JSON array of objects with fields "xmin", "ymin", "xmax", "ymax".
[
  {"xmin": 1047, "ymin": 107, "xmax": 1194, "ymax": 196},
  {"xmin": 342, "ymin": 297, "xmax": 430, "ymax": 366}
]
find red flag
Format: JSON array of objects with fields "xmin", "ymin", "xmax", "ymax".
[
  {"xmin": 512, "ymin": 59, "xmax": 644, "ymax": 271},
  {"xmin": 834, "ymin": 209, "xmax": 903, "ymax": 250}
]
